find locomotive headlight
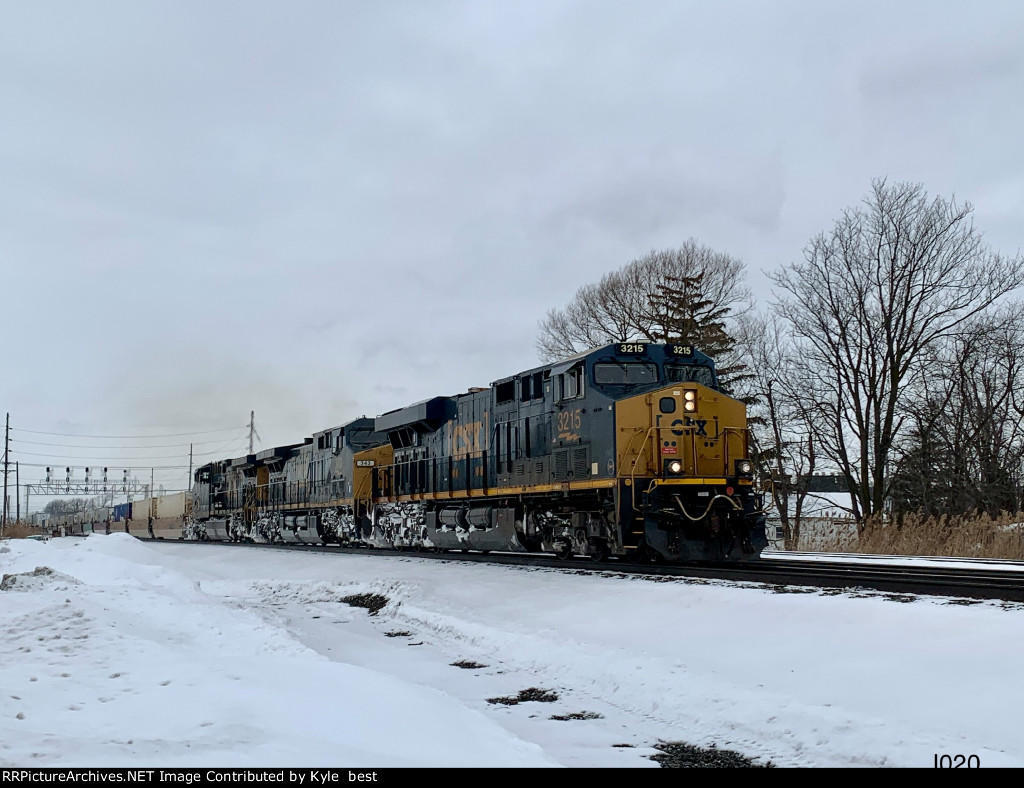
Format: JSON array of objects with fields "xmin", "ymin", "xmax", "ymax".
[
  {"xmin": 735, "ymin": 459, "xmax": 753, "ymax": 477},
  {"xmin": 683, "ymin": 390, "xmax": 697, "ymax": 411},
  {"xmin": 684, "ymin": 400, "xmax": 697, "ymax": 412},
  {"xmin": 668, "ymin": 460, "xmax": 682, "ymax": 475},
  {"xmin": 683, "ymin": 390, "xmax": 696, "ymax": 401}
]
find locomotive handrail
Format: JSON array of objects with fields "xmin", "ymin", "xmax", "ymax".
[
  {"xmin": 628, "ymin": 424, "xmax": 753, "ymax": 510},
  {"xmin": 628, "ymin": 424, "xmax": 698, "ymax": 509},
  {"xmin": 627, "ymin": 426, "xmax": 655, "ymax": 509},
  {"xmin": 719, "ymin": 426, "xmax": 748, "ymax": 477},
  {"xmin": 375, "ymin": 449, "xmax": 492, "ymax": 499},
  {"xmin": 620, "ymin": 426, "xmax": 648, "ymax": 502}
]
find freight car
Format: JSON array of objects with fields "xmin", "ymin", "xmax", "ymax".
[
  {"xmin": 48, "ymin": 505, "xmax": 116, "ymax": 536},
  {"xmin": 186, "ymin": 343, "xmax": 767, "ymax": 562}
]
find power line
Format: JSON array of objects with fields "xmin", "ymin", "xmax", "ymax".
[
  {"xmin": 10, "ymin": 436, "xmax": 247, "ymax": 460},
  {"xmin": 11, "ymin": 426, "xmax": 245, "ymax": 439},
  {"xmin": 10, "ymin": 446, "xmax": 247, "ymax": 461},
  {"xmin": 11, "ymin": 435, "xmax": 247, "ymax": 449},
  {"xmin": 11, "ymin": 439, "xmax": 249, "ymax": 466},
  {"xmin": 14, "ymin": 460, "xmax": 223, "ymax": 469},
  {"xmin": 6, "ymin": 410, "xmax": 269, "ymax": 509}
]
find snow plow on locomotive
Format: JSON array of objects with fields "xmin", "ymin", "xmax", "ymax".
[{"xmin": 187, "ymin": 343, "xmax": 767, "ymax": 562}]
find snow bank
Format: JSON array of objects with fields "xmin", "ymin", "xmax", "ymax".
[
  {"xmin": 1, "ymin": 566, "xmax": 81, "ymax": 592},
  {"xmin": 0, "ymin": 535, "xmax": 554, "ymax": 767}
]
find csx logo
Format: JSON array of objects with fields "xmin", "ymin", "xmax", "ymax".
[
  {"xmin": 668, "ymin": 417, "xmax": 708, "ymax": 437},
  {"xmin": 448, "ymin": 421, "xmax": 483, "ymax": 457}
]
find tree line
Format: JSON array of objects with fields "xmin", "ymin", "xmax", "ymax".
[{"xmin": 537, "ymin": 179, "xmax": 1024, "ymax": 546}]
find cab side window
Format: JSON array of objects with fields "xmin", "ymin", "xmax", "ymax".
[{"xmin": 558, "ymin": 366, "xmax": 584, "ymax": 400}]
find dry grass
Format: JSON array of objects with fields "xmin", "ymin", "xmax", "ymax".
[
  {"xmin": 0, "ymin": 521, "xmax": 49, "ymax": 540},
  {"xmin": 339, "ymin": 593, "xmax": 389, "ymax": 615},
  {"xmin": 486, "ymin": 688, "xmax": 559, "ymax": 706},
  {"xmin": 815, "ymin": 510, "xmax": 1024, "ymax": 560}
]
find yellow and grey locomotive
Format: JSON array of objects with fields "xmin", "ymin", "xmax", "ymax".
[{"xmin": 189, "ymin": 343, "xmax": 766, "ymax": 561}]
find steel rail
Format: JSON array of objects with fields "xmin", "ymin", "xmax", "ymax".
[{"xmin": 141, "ymin": 538, "xmax": 1024, "ymax": 603}]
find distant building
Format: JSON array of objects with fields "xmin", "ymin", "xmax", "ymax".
[
  {"xmin": 767, "ymin": 474, "xmax": 856, "ymax": 549},
  {"xmin": 804, "ymin": 474, "xmax": 848, "ymax": 493}
]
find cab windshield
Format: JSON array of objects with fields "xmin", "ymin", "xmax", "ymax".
[
  {"xmin": 665, "ymin": 363, "xmax": 715, "ymax": 388},
  {"xmin": 593, "ymin": 362, "xmax": 660, "ymax": 386}
]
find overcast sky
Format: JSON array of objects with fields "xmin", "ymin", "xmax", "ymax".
[{"xmin": 3, "ymin": 1, "xmax": 1023, "ymax": 502}]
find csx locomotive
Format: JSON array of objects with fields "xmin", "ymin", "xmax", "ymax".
[{"xmin": 188, "ymin": 343, "xmax": 767, "ymax": 561}]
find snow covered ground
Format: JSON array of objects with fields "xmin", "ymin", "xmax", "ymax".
[{"xmin": 2, "ymin": 535, "xmax": 1022, "ymax": 768}]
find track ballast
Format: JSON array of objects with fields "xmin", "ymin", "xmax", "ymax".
[{"xmin": 143, "ymin": 538, "xmax": 1024, "ymax": 603}]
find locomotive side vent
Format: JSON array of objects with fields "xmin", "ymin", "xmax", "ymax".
[
  {"xmin": 554, "ymin": 450, "xmax": 569, "ymax": 481},
  {"xmin": 572, "ymin": 448, "xmax": 589, "ymax": 478}
]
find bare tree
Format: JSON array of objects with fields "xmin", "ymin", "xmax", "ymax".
[
  {"xmin": 537, "ymin": 240, "xmax": 750, "ymax": 361},
  {"xmin": 891, "ymin": 304, "xmax": 1024, "ymax": 517},
  {"xmin": 771, "ymin": 179, "xmax": 1024, "ymax": 526},
  {"xmin": 43, "ymin": 498, "xmax": 89, "ymax": 515},
  {"xmin": 735, "ymin": 313, "xmax": 818, "ymax": 548}
]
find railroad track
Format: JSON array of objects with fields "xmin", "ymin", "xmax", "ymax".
[{"xmin": 143, "ymin": 538, "xmax": 1024, "ymax": 603}]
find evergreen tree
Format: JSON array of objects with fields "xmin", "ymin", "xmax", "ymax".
[{"xmin": 650, "ymin": 272, "xmax": 750, "ymax": 395}]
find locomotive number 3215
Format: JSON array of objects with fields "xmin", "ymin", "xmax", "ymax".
[{"xmin": 557, "ymin": 409, "xmax": 582, "ymax": 431}]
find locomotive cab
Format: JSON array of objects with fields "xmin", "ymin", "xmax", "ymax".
[{"xmin": 613, "ymin": 371, "xmax": 765, "ymax": 561}]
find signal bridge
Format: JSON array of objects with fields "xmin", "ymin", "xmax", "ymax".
[
  {"xmin": 25, "ymin": 475, "xmax": 151, "ymax": 520},
  {"xmin": 30, "ymin": 480, "xmax": 148, "ymax": 497}
]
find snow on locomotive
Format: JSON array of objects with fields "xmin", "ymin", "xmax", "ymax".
[{"xmin": 188, "ymin": 343, "xmax": 767, "ymax": 561}]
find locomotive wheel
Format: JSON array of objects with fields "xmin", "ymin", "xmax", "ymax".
[
  {"xmin": 554, "ymin": 541, "xmax": 572, "ymax": 560},
  {"xmin": 590, "ymin": 542, "xmax": 609, "ymax": 562}
]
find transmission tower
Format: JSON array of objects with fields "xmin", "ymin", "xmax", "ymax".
[{"xmin": 248, "ymin": 410, "xmax": 260, "ymax": 455}]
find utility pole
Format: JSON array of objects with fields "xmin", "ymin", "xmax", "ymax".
[
  {"xmin": 151, "ymin": 467, "xmax": 155, "ymax": 519},
  {"xmin": 2, "ymin": 412, "xmax": 9, "ymax": 531},
  {"xmin": 249, "ymin": 410, "xmax": 255, "ymax": 455},
  {"xmin": 16, "ymin": 461, "xmax": 20, "ymax": 522},
  {"xmin": 188, "ymin": 443, "xmax": 193, "ymax": 493}
]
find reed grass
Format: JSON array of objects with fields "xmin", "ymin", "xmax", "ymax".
[
  {"xmin": 0, "ymin": 521, "xmax": 50, "ymax": 540},
  {"xmin": 814, "ymin": 510, "xmax": 1024, "ymax": 560}
]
